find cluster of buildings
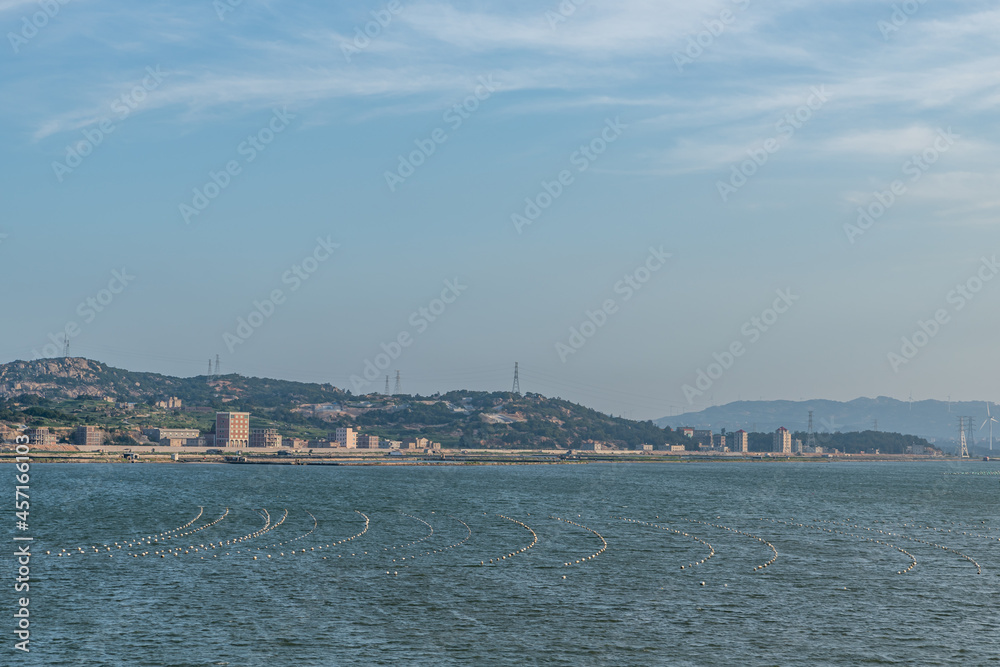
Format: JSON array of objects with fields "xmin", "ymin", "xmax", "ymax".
[
  {"xmin": 1, "ymin": 409, "xmax": 443, "ymax": 452},
  {"xmin": 144, "ymin": 412, "xmax": 442, "ymax": 452},
  {"xmin": 13, "ymin": 426, "xmax": 104, "ymax": 447},
  {"xmin": 675, "ymin": 426, "xmax": 824, "ymax": 454},
  {"xmin": 155, "ymin": 396, "xmax": 183, "ymax": 409}
]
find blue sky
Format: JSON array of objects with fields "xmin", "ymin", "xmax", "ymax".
[{"xmin": 1, "ymin": 0, "xmax": 998, "ymax": 419}]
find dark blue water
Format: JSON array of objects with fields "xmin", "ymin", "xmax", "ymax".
[{"xmin": 9, "ymin": 461, "xmax": 1000, "ymax": 665}]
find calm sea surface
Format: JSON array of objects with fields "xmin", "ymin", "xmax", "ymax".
[{"xmin": 10, "ymin": 461, "xmax": 1000, "ymax": 665}]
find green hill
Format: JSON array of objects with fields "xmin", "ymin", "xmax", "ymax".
[{"xmin": 0, "ymin": 358, "xmax": 684, "ymax": 450}]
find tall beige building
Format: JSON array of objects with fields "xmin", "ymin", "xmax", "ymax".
[
  {"xmin": 216, "ymin": 412, "xmax": 250, "ymax": 448},
  {"xmin": 335, "ymin": 427, "xmax": 357, "ymax": 449},
  {"xmin": 773, "ymin": 427, "xmax": 792, "ymax": 454},
  {"xmin": 732, "ymin": 429, "xmax": 749, "ymax": 453}
]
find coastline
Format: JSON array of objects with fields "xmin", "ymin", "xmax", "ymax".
[{"xmin": 0, "ymin": 446, "xmax": 976, "ymax": 466}]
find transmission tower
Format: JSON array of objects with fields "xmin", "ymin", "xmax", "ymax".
[
  {"xmin": 215, "ymin": 354, "xmax": 221, "ymax": 376},
  {"xmin": 62, "ymin": 333, "xmax": 70, "ymax": 358},
  {"xmin": 807, "ymin": 410, "xmax": 816, "ymax": 450},
  {"xmin": 959, "ymin": 417, "xmax": 970, "ymax": 458},
  {"xmin": 394, "ymin": 371, "xmax": 401, "ymax": 395},
  {"xmin": 385, "ymin": 375, "xmax": 390, "ymax": 395},
  {"xmin": 512, "ymin": 362, "xmax": 520, "ymax": 395},
  {"xmin": 965, "ymin": 416, "xmax": 976, "ymax": 448},
  {"xmin": 207, "ymin": 358, "xmax": 213, "ymax": 378}
]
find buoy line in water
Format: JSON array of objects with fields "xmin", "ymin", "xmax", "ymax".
[
  {"xmin": 380, "ymin": 512, "xmax": 434, "ymax": 561},
  {"xmin": 385, "ymin": 513, "xmax": 434, "ymax": 563},
  {"xmin": 147, "ymin": 508, "xmax": 289, "ymax": 559},
  {"xmin": 480, "ymin": 515, "xmax": 538, "ymax": 566},
  {"xmin": 122, "ymin": 507, "xmax": 270, "ymax": 559},
  {"xmin": 265, "ymin": 510, "xmax": 370, "ymax": 560},
  {"xmin": 616, "ymin": 517, "xmax": 717, "ymax": 571},
  {"xmin": 262, "ymin": 510, "xmax": 318, "ymax": 549},
  {"xmin": 131, "ymin": 508, "xmax": 231, "ymax": 551},
  {"xmin": 681, "ymin": 517, "xmax": 778, "ymax": 573},
  {"xmin": 388, "ymin": 513, "xmax": 474, "ymax": 567},
  {"xmin": 48, "ymin": 506, "xmax": 210, "ymax": 558},
  {"xmin": 552, "ymin": 516, "xmax": 607, "ymax": 567},
  {"xmin": 802, "ymin": 518, "xmax": 979, "ymax": 575},
  {"xmin": 886, "ymin": 519, "xmax": 1000, "ymax": 543},
  {"xmin": 766, "ymin": 518, "xmax": 916, "ymax": 575}
]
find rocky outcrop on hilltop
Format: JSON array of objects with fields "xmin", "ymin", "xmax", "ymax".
[{"xmin": 0, "ymin": 358, "xmax": 113, "ymax": 399}]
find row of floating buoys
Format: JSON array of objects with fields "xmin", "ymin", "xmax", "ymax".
[
  {"xmin": 809, "ymin": 517, "xmax": 980, "ymax": 575},
  {"xmin": 681, "ymin": 517, "xmax": 780, "ymax": 573},
  {"xmin": 617, "ymin": 517, "xmax": 716, "ymax": 571},
  {"xmin": 260, "ymin": 510, "xmax": 369, "ymax": 560},
  {"xmin": 768, "ymin": 518, "xmax": 916, "ymax": 575},
  {"xmin": 135, "ymin": 507, "xmax": 289, "ymax": 558},
  {"xmin": 385, "ymin": 513, "xmax": 434, "ymax": 560},
  {"xmin": 481, "ymin": 514, "xmax": 538, "ymax": 565},
  {"xmin": 47, "ymin": 506, "xmax": 210, "ymax": 557},
  {"xmin": 133, "ymin": 508, "xmax": 230, "ymax": 551},
  {"xmin": 552, "ymin": 516, "xmax": 607, "ymax": 567},
  {"xmin": 390, "ymin": 514, "xmax": 473, "ymax": 567},
  {"xmin": 263, "ymin": 510, "xmax": 318, "ymax": 549},
  {"xmin": 893, "ymin": 519, "xmax": 1000, "ymax": 544}
]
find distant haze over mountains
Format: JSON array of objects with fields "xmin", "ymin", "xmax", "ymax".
[{"xmin": 658, "ymin": 397, "xmax": 995, "ymax": 450}]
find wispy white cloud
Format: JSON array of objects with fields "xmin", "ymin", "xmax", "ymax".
[{"xmin": 0, "ymin": 0, "xmax": 40, "ymax": 13}]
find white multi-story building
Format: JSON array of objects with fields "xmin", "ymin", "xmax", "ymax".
[{"xmin": 773, "ymin": 427, "xmax": 792, "ymax": 454}]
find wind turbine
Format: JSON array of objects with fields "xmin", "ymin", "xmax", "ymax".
[{"xmin": 980, "ymin": 402, "xmax": 997, "ymax": 451}]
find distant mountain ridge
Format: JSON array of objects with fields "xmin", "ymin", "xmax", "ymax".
[{"xmin": 657, "ymin": 397, "xmax": 992, "ymax": 447}]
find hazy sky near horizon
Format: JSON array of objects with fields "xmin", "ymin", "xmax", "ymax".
[{"xmin": 2, "ymin": 0, "xmax": 998, "ymax": 419}]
